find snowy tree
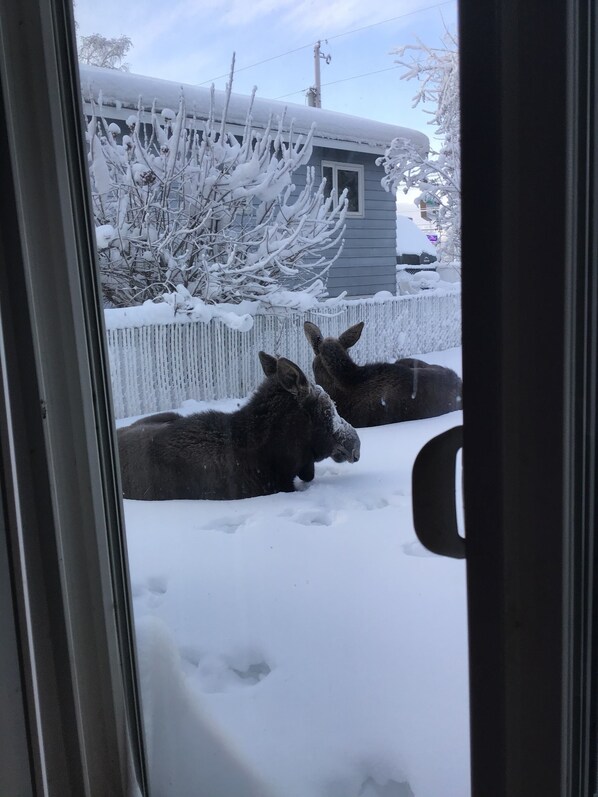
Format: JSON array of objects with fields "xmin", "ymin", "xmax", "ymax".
[
  {"xmin": 377, "ymin": 32, "xmax": 460, "ymax": 263},
  {"xmin": 79, "ymin": 33, "xmax": 132, "ymax": 71},
  {"xmin": 85, "ymin": 66, "xmax": 347, "ymax": 307}
]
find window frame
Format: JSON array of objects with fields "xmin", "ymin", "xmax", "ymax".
[
  {"xmin": 0, "ymin": 0, "xmax": 148, "ymax": 793},
  {"xmin": 321, "ymin": 160, "xmax": 365, "ymax": 218},
  {"xmin": 460, "ymin": 1, "xmax": 597, "ymax": 796},
  {"xmin": 0, "ymin": 1, "xmax": 596, "ymax": 796}
]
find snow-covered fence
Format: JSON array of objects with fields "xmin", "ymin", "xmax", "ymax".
[{"xmin": 106, "ymin": 291, "xmax": 461, "ymax": 418}]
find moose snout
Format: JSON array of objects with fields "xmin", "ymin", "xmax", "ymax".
[
  {"xmin": 331, "ymin": 432, "xmax": 361, "ymax": 464},
  {"xmin": 348, "ymin": 445, "xmax": 360, "ymax": 463}
]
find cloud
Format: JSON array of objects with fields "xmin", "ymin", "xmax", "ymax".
[
  {"xmin": 75, "ymin": 0, "xmax": 453, "ymax": 59},
  {"xmin": 132, "ymin": 50, "xmax": 216, "ymax": 85},
  {"xmin": 280, "ymin": 0, "xmax": 437, "ymax": 38},
  {"xmin": 75, "ymin": 0, "xmax": 221, "ymax": 57},
  {"xmin": 219, "ymin": 0, "xmax": 296, "ymax": 27},
  {"xmin": 203, "ymin": 0, "xmax": 433, "ymax": 34}
]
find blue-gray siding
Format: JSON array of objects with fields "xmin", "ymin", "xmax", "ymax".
[{"xmin": 310, "ymin": 147, "xmax": 396, "ymax": 298}]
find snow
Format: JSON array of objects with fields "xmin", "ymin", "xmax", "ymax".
[
  {"xmin": 396, "ymin": 216, "xmax": 436, "ymax": 256},
  {"xmin": 103, "ymin": 289, "xmax": 353, "ymax": 331},
  {"xmin": 87, "ymin": 89, "xmax": 346, "ymax": 307},
  {"xmin": 95, "ymin": 223, "xmax": 115, "ymax": 249},
  {"xmin": 105, "ymin": 295, "xmax": 259, "ymax": 331},
  {"xmin": 409, "ymin": 271, "xmax": 441, "ymax": 291},
  {"xmin": 78, "ymin": 64, "xmax": 429, "ymax": 157},
  {"xmin": 120, "ymin": 347, "xmax": 469, "ymax": 797}
]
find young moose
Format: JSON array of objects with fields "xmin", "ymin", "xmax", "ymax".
[
  {"xmin": 304, "ymin": 320, "xmax": 463, "ymax": 428},
  {"xmin": 117, "ymin": 352, "xmax": 360, "ymax": 500}
]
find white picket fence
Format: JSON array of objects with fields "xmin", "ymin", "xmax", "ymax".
[{"xmin": 106, "ymin": 291, "xmax": 461, "ymax": 418}]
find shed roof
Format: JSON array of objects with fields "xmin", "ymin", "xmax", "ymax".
[{"xmin": 78, "ymin": 64, "xmax": 428, "ymax": 156}]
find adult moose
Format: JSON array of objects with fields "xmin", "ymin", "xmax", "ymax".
[
  {"xmin": 304, "ymin": 320, "xmax": 463, "ymax": 428},
  {"xmin": 117, "ymin": 352, "xmax": 360, "ymax": 500}
]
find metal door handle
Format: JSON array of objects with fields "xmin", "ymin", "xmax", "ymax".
[{"xmin": 412, "ymin": 425, "xmax": 465, "ymax": 559}]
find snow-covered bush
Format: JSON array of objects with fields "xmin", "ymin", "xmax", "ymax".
[
  {"xmin": 377, "ymin": 32, "xmax": 460, "ymax": 263},
  {"xmin": 86, "ymin": 68, "xmax": 347, "ymax": 307}
]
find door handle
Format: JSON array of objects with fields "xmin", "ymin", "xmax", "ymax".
[{"xmin": 412, "ymin": 425, "xmax": 465, "ymax": 559}]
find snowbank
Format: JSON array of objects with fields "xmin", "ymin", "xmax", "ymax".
[{"xmin": 121, "ymin": 348, "xmax": 470, "ymax": 797}]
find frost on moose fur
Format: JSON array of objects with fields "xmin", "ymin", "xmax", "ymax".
[
  {"xmin": 117, "ymin": 353, "xmax": 360, "ymax": 500},
  {"xmin": 304, "ymin": 320, "xmax": 462, "ymax": 428}
]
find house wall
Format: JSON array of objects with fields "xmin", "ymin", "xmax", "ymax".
[{"xmin": 310, "ymin": 147, "xmax": 397, "ymax": 298}]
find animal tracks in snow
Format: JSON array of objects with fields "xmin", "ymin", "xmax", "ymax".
[
  {"xmin": 230, "ymin": 661, "xmax": 272, "ymax": 684},
  {"xmin": 355, "ymin": 495, "xmax": 390, "ymax": 511},
  {"xmin": 131, "ymin": 575, "xmax": 168, "ymax": 608},
  {"xmin": 326, "ymin": 773, "xmax": 414, "ymax": 797},
  {"xmin": 279, "ymin": 491, "xmax": 399, "ymax": 529},
  {"xmin": 197, "ymin": 514, "xmax": 251, "ymax": 534},
  {"xmin": 357, "ymin": 775, "xmax": 415, "ymax": 797},
  {"xmin": 286, "ymin": 509, "xmax": 336, "ymax": 527},
  {"xmin": 179, "ymin": 646, "xmax": 271, "ymax": 693}
]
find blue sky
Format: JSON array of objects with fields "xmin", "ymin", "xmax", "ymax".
[{"xmin": 74, "ymin": 0, "xmax": 457, "ymax": 138}]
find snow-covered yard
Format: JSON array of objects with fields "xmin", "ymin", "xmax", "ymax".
[{"xmin": 121, "ymin": 348, "xmax": 469, "ymax": 797}]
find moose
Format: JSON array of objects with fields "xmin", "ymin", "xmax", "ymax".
[
  {"xmin": 303, "ymin": 320, "xmax": 463, "ymax": 428},
  {"xmin": 117, "ymin": 352, "xmax": 360, "ymax": 500}
]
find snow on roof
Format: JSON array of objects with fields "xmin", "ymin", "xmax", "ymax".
[
  {"xmin": 78, "ymin": 64, "xmax": 428, "ymax": 156},
  {"xmin": 396, "ymin": 215, "xmax": 437, "ymax": 255}
]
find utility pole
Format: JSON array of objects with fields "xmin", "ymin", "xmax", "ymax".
[{"xmin": 307, "ymin": 40, "xmax": 331, "ymax": 108}]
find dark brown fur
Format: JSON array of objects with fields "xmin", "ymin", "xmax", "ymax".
[
  {"xmin": 117, "ymin": 353, "xmax": 360, "ymax": 500},
  {"xmin": 304, "ymin": 321, "xmax": 463, "ymax": 428}
]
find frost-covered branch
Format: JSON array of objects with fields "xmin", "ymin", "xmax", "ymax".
[
  {"xmin": 85, "ymin": 68, "xmax": 347, "ymax": 307},
  {"xmin": 377, "ymin": 32, "xmax": 461, "ymax": 262}
]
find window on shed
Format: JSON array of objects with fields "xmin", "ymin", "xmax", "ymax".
[{"xmin": 322, "ymin": 161, "xmax": 364, "ymax": 217}]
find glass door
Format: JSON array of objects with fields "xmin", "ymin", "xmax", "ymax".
[
  {"xmin": 73, "ymin": 2, "xmax": 469, "ymax": 795},
  {"xmin": 1, "ymin": 0, "xmax": 596, "ymax": 796}
]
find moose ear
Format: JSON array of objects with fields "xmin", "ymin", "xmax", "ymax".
[
  {"xmin": 338, "ymin": 321, "xmax": 364, "ymax": 350},
  {"xmin": 304, "ymin": 321, "xmax": 323, "ymax": 354},
  {"xmin": 258, "ymin": 351, "xmax": 278, "ymax": 377},
  {"xmin": 276, "ymin": 358, "xmax": 310, "ymax": 398}
]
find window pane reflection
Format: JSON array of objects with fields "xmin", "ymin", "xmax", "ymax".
[{"xmin": 338, "ymin": 167, "xmax": 359, "ymax": 212}]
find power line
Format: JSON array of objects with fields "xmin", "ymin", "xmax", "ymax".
[
  {"xmin": 198, "ymin": 43, "xmax": 313, "ymax": 85},
  {"xmin": 275, "ymin": 65, "xmax": 403, "ymax": 100},
  {"xmin": 325, "ymin": 0, "xmax": 454, "ymax": 44},
  {"xmin": 197, "ymin": 0, "xmax": 455, "ymax": 86}
]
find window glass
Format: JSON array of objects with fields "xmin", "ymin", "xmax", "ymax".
[
  {"xmin": 337, "ymin": 167, "xmax": 360, "ymax": 212},
  {"xmin": 72, "ymin": 2, "xmax": 466, "ymax": 795},
  {"xmin": 322, "ymin": 162, "xmax": 363, "ymax": 215}
]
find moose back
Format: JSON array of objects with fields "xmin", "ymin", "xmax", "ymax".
[{"xmin": 304, "ymin": 321, "xmax": 463, "ymax": 428}]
